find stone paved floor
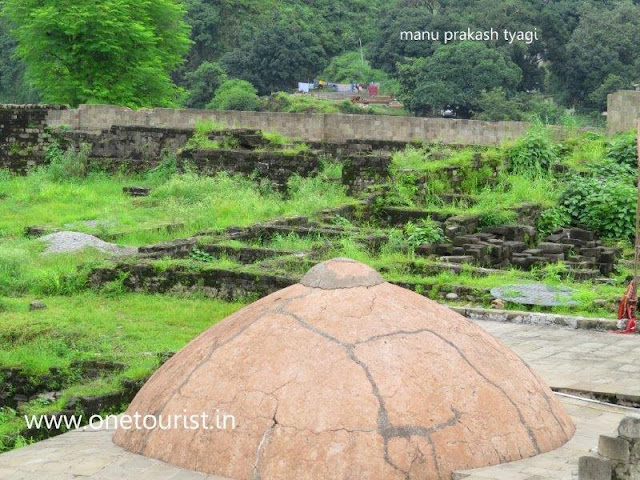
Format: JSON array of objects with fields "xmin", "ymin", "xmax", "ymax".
[
  {"xmin": 0, "ymin": 320, "xmax": 638, "ymax": 480},
  {"xmin": 454, "ymin": 396, "xmax": 635, "ymax": 480},
  {"xmin": 475, "ymin": 320, "xmax": 640, "ymax": 400},
  {"xmin": 0, "ymin": 422, "xmax": 231, "ymax": 480}
]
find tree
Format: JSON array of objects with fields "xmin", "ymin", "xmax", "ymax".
[
  {"xmin": 223, "ymin": 20, "xmax": 326, "ymax": 95},
  {"xmin": 321, "ymin": 51, "xmax": 400, "ymax": 94},
  {"xmin": 561, "ymin": 2, "xmax": 640, "ymax": 111},
  {"xmin": 0, "ymin": 18, "xmax": 39, "ymax": 103},
  {"xmin": 397, "ymin": 42, "xmax": 522, "ymax": 117},
  {"xmin": 369, "ymin": 3, "xmax": 438, "ymax": 73},
  {"xmin": 1, "ymin": 0, "xmax": 192, "ymax": 108},
  {"xmin": 207, "ymin": 79, "xmax": 260, "ymax": 111},
  {"xmin": 183, "ymin": 61, "xmax": 227, "ymax": 109}
]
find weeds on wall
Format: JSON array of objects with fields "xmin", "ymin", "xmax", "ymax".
[
  {"xmin": 605, "ymin": 130, "xmax": 638, "ymax": 169},
  {"xmin": 561, "ymin": 175, "xmax": 636, "ymax": 240},
  {"xmin": 43, "ymin": 142, "xmax": 91, "ymax": 181}
]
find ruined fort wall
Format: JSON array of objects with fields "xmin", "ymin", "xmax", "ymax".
[{"xmin": 47, "ymin": 104, "xmax": 531, "ymax": 145}]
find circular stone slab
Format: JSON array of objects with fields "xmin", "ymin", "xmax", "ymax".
[
  {"xmin": 491, "ymin": 283, "xmax": 578, "ymax": 307},
  {"xmin": 114, "ymin": 258, "xmax": 575, "ymax": 480}
]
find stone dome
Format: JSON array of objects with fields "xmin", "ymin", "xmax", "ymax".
[{"xmin": 113, "ymin": 258, "xmax": 575, "ymax": 479}]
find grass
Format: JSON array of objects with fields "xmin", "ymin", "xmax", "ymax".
[
  {"xmin": 0, "ymin": 293, "xmax": 243, "ymax": 377},
  {"xmin": 0, "ymin": 292, "xmax": 245, "ymax": 449},
  {"xmin": 0, "ymin": 164, "xmax": 351, "ymax": 299},
  {"xmin": 0, "ymin": 238, "xmax": 109, "ymax": 297},
  {"xmin": 0, "ymin": 170, "xmax": 351, "ymax": 245}
]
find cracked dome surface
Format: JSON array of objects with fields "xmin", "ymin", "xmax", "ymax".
[{"xmin": 113, "ymin": 258, "xmax": 575, "ymax": 480}]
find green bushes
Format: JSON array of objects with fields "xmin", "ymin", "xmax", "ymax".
[
  {"xmin": 558, "ymin": 131, "xmax": 637, "ymax": 241},
  {"xmin": 537, "ymin": 207, "xmax": 571, "ymax": 239},
  {"xmin": 605, "ymin": 131, "xmax": 637, "ymax": 169},
  {"xmin": 207, "ymin": 79, "xmax": 260, "ymax": 111},
  {"xmin": 561, "ymin": 176, "xmax": 635, "ymax": 240},
  {"xmin": 505, "ymin": 127, "xmax": 558, "ymax": 175},
  {"xmin": 405, "ymin": 219, "xmax": 445, "ymax": 247},
  {"xmin": 43, "ymin": 142, "xmax": 91, "ymax": 181}
]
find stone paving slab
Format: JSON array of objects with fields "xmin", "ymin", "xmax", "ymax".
[
  {"xmin": 454, "ymin": 396, "xmax": 636, "ymax": 480},
  {"xmin": 0, "ymin": 421, "xmax": 232, "ymax": 480},
  {"xmin": 474, "ymin": 320, "xmax": 640, "ymax": 400}
]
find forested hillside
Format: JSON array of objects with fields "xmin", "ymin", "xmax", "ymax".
[{"xmin": 0, "ymin": 0, "xmax": 638, "ymax": 121}]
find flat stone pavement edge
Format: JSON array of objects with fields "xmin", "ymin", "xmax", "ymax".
[{"xmin": 476, "ymin": 320, "xmax": 640, "ymax": 400}]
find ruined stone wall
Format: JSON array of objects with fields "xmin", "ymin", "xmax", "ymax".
[
  {"xmin": 47, "ymin": 104, "xmax": 533, "ymax": 145},
  {"xmin": 0, "ymin": 105, "xmax": 67, "ymax": 172},
  {"xmin": 61, "ymin": 125, "xmax": 192, "ymax": 172},
  {"xmin": 607, "ymin": 90, "xmax": 640, "ymax": 134}
]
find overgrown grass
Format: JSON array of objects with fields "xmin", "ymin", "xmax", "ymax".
[
  {"xmin": 0, "ymin": 238, "xmax": 109, "ymax": 297},
  {"xmin": 0, "ymin": 293, "xmax": 245, "ymax": 450},
  {"xmin": 0, "ymin": 170, "xmax": 351, "ymax": 245},
  {"xmin": 0, "ymin": 293, "xmax": 244, "ymax": 377}
]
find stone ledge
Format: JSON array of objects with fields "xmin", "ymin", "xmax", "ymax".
[{"xmin": 452, "ymin": 305, "xmax": 626, "ymax": 332}]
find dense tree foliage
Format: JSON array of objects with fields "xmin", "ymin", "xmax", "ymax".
[
  {"xmin": 0, "ymin": 19, "xmax": 39, "ymax": 104},
  {"xmin": 2, "ymin": 0, "xmax": 191, "ymax": 107},
  {"xmin": 398, "ymin": 43, "xmax": 522, "ymax": 116},
  {"xmin": 222, "ymin": 20, "xmax": 326, "ymax": 95},
  {"xmin": 561, "ymin": 2, "xmax": 640, "ymax": 110},
  {"xmin": 0, "ymin": 0, "xmax": 638, "ymax": 117},
  {"xmin": 207, "ymin": 79, "xmax": 260, "ymax": 111},
  {"xmin": 183, "ymin": 61, "xmax": 227, "ymax": 109}
]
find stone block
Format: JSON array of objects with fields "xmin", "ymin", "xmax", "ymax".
[
  {"xmin": 504, "ymin": 241, "xmax": 527, "ymax": 253},
  {"xmin": 570, "ymin": 228, "xmax": 595, "ymax": 241},
  {"xmin": 578, "ymin": 456, "xmax": 612, "ymax": 480},
  {"xmin": 619, "ymin": 416, "xmax": 640, "ymax": 440},
  {"xmin": 599, "ymin": 435, "xmax": 630, "ymax": 462},
  {"xmin": 542, "ymin": 253, "xmax": 565, "ymax": 262},
  {"xmin": 538, "ymin": 242, "xmax": 565, "ymax": 254},
  {"xmin": 433, "ymin": 244, "xmax": 454, "ymax": 256}
]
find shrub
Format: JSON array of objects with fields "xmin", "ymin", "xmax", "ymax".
[
  {"xmin": 146, "ymin": 151, "xmax": 179, "ymax": 182},
  {"xmin": 505, "ymin": 127, "xmax": 559, "ymax": 175},
  {"xmin": 183, "ymin": 120, "xmax": 226, "ymax": 151},
  {"xmin": 605, "ymin": 131, "xmax": 637, "ymax": 169},
  {"xmin": 537, "ymin": 207, "xmax": 571, "ymax": 239},
  {"xmin": 207, "ymin": 79, "xmax": 260, "ymax": 111},
  {"xmin": 405, "ymin": 219, "xmax": 445, "ymax": 247},
  {"xmin": 560, "ymin": 176, "xmax": 635, "ymax": 240},
  {"xmin": 44, "ymin": 142, "xmax": 91, "ymax": 181},
  {"xmin": 477, "ymin": 210, "xmax": 517, "ymax": 228}
]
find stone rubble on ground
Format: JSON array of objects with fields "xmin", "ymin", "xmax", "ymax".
[
  {"xmin": 39, "ymin": 231, "xmax": 137, "ymax": 256},
  {"xmin": 579, "ymin": 416, "xmax": 640, "ymax": 480}
]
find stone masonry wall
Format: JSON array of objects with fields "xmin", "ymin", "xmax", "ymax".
[
  {"xmin": 0, "ymin": 105, "xmax": 67, "ymax": 173},
  {"xmin": 47, "ymin": 104, "xmax": 532, "ymax": 145},
  {"xmin": 607, "ymin": 91, "xmax": 640, "ymax": 134}
]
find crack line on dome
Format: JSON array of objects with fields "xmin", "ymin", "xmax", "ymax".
[
  {"xmin": 520, "ymin": 360, "xmax": 572, "ymax": 440},
  {"xmin": 354, "ymin": 326, "xmax": 542, "ymax": 455},
  {"xmin": 277, "ymin": 304, "xmax": 457, "ymax": 480},
  {"xmin": 253, "ymin": 407, "xmax": 278, "ymax": 480},
  {"xmin": 136, "ymin": 289, "xmax": 313, "ymax": 456}
]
